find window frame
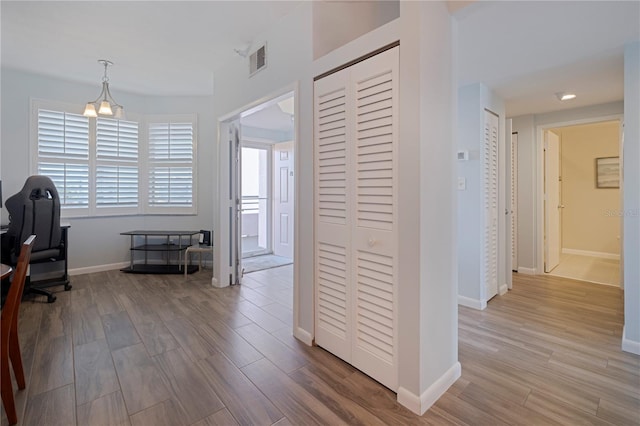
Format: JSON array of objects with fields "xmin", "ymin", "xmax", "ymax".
[{"xmin": 30, "ymin": 100, "xmax": 197, "ymax": 218}]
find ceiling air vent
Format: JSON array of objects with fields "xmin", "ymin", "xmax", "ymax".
[{"xmin": 249, "ymin": 44, "xmax": 267, "ymax": 76}]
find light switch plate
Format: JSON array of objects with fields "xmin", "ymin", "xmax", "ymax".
[{"xmin": 457, "ymin": 177, "xmax": 466, "ymax": 190}]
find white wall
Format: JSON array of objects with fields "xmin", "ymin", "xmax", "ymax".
[
  {"xmin": 397, "ymin": 1, "xmax": 459, "ymax": 414},
  {"xmin": 510, "ymin": 101, "xmax": 624, "ymax": 272},
  {"xmin": 623, "ymin": 41, "xmax": 640, "ymax": 354},
  {"xmin": 312, "ymin": 0, "xmax": 399, "ymax": 59},
  {"xmin": 457, "ymin": 82, "xmax": 505, "ymax": 307},
  {"xmin": 0, "ymin": 68, "xmax": 215, "ymax": 272}
]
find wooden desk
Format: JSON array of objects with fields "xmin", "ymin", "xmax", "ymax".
[{"xmin": 1, "ymin": 264, "xmax": 12, "ymax": 280}]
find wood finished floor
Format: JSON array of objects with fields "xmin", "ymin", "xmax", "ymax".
[{"xmin": 2, "ymin": 266, "xmax": 639, "ymax": 425}]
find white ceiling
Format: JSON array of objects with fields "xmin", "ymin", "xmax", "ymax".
[
  {"xmin": 2, "ymin": 1, "xmax": 639, "ymax": 118},
  {"xmin": 1, "ymin": 1, "xmax": 302, "ymax": 96},
  {"xmin": 455, "ymin": 1, "xmax": 639, "ymax": 116}
]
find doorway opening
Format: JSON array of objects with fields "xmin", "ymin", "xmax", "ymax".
[
  {"xmin": 226, "ymin": 91, "xmax": 295, "ymax": 280},
  {"xmin": 241, "ymin": 144, "xmax": 271, "ymax": 258},
  {"xmin": 541, "ymin": 120, "xmax": 622, "ymax": 287},
  {"xmin": 239, "ymin": 138, "xmax": 294, "ymax": 274}
]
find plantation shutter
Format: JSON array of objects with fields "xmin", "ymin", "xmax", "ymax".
[
  {"xmin": 96, "ymin": 118, "xmax": 139, "ymax": 209},
  {"xmin": 37, "ymin": 109, "xmax": 90, "ymax": 209},
  {"xmin": 148, "ymin": 119, "xmax": 195, "ymax": 211}
]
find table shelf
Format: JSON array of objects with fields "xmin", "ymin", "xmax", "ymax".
[
  {"xmin": 131, "ymin": 244, "xmax": 188, "ymax": 252},
  {"xmin": 120, "ymin": 230, "xmax": 200, "ymax": 274}
]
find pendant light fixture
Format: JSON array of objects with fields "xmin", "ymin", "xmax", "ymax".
[{"xmin": 83, "ymin": 59, "xmax": 124, "ymax": 119}]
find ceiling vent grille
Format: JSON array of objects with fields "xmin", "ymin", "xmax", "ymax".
[{"xmin": 249, "ymin": 44, "xmax": 267, "ymax": 76}]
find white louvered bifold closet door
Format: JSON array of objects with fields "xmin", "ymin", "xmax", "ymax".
[
  {"xmin": 314, "ymin": 69, "xmax": 352, "ymax": 362},
  {"xmin": 510, "ymin": 132, "xmax": 518, "ymax": 271},
  {"xmin": 314, "ymin": 46, "xmax": 399, "ymax": 391},
  {"xmin": 482, "ymin": 110, "xmax": 499, "ymax": 300}
]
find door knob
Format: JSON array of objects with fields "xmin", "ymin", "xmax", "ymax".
[
  {"xmin": 367, "ymin": 237, "xmax": 377, "ymax": 247},
  {"xmin": 558, "ymin": 205, "xmax": 565, "ymax": 209}
]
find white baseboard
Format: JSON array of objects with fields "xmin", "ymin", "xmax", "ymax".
[
  {"xmin": 397, "ymin": 362, "xmax": 461, "ymax": 415},
  {"xmin": 622, "ymin": 326, "xmax": 640, "ymax": 355},
  {"xmin": 293, "ymin": 327, "xmax": 313, "ymax": 346},
  {"xmin": 69, "ymin": 261, "xmax": 129, "ymax": 276},
  {"xmin": 562, "ymin": 248, "xmax": 620, "ymax": 260},
  {"xmin": 457, "ymin": 295, "xmax": 486, "ymax": 310},
  {"xmin": 499, "ymin": 284, "xmax": 508, "ymax": 295},
  {"xmin": 211, "ymin": 276, "xmax": 227, "ymax": 288},
  {"xmin": 517, "ymin": 267, "xmax": 536, "ymax": 275}
]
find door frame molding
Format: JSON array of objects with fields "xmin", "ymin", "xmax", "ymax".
[
  {"xmin": 534, "ymin": 114, "xmax": 623, "ymax": 275},
  {"xmin": 216, "ymin": 84, "xmax": 299, "ymax": 329}
]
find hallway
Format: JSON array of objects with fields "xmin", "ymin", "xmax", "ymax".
[{"xmin": 546, "ymin": 253, "xmax": 620, "ymax": 287}]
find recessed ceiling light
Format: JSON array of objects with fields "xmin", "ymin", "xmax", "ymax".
[{"xmin": 556, "ymin": 92, "xmax": 576, "ymax": 101}]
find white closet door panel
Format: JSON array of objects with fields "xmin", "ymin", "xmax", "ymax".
[
  {"xmin": 350, "ymin": 46, "xmax": 399, "ymax": 390},
  {"xmin": 316, "ymin": 74, "xmax": 349, "ymax": 226},
  {"xmin": 314, "ymin": 69, "xmax": 352, "ymax": 361},
  {"xmin": 482, "ymin": 110, "xmax": 499, "ymax": 300},
  {"xmin": 511, "ymin": 133, "xmax": 518, "ymax": 270},
  {"xmin": 316, "ymin": 242, "xmax": 350, "ymax": 359}
]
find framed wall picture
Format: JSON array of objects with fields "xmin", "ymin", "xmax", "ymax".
[{"xmin": 595, "ymin": 156, "xmax": 620, "ymax": 188}]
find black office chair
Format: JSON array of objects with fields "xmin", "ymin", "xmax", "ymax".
[{"xmin": 3, "ymin": 176, "xmax": 71, "ymax": 303}]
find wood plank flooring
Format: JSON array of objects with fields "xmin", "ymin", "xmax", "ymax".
[{"xmin": 2, "ymin": 266, "xmax": 638, "ymax": 425}]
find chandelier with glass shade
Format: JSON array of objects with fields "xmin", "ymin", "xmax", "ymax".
[{"xmin": 83, "ymin": 59, "xmax": 125, "ymax": 119}]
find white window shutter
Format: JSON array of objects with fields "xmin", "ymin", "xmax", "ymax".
[
  {"xmin": 96, "ymin": 118, "xmax": 139, "ymax": 210},
  {"xmin": 147, "ymin": 119, "xmax": 195, "ymax": 212},
  {"xmin": 37, "ymin": 109, "xmax": 90, "ymax": 209}
]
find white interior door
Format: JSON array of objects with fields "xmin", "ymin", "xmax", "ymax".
[
  {"xmin": 544, "ymin": 130, "xmax": 561, "ymax": 273},
  {"xmin": 230, "ymin": 123, "xmax": 242, "ymax": 283},
  {"xmin": 314, "ymin": 46, "xmax": 399, "ymax": 391},
  {"xmin": 511, "ymin": 132, "xmax": 518, "ymax": 273},
  {"xmin": 349, "ymin": 47, "xmax": 398, "ymax": 390},
  {"xmin": 314, "ymin": 68, "xmax": 352, "ymax": 362},
  {"xmin": 483, "ymin": 110, "xmax": 499, "ymax": 300},
  {"xmin": 273, "ymin": 141, "xmax": 294, "ymax": 259},
  {"xmin": 503, "ymin": 119, "xmax": 513, "ymax": 291}
]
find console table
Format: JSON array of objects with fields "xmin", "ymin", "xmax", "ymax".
[{"xmin": 121, "ymin": 230, "xmax": 200, "ymax": 274}]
